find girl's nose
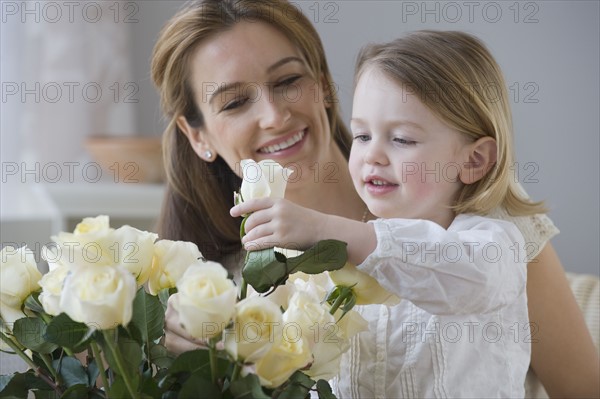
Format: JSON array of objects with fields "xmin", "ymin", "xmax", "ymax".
[
  {"xmin": 364, "ymin": 141, "xmax": 389, "ymax": 166},
  {"xmin": 257, "ymin": 90, "xmax": 291, "ymax": 130}
]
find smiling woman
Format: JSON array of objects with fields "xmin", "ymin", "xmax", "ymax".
[{"xmin": 151, "ymin": 0, "xmax": 365, "ymax": 266}]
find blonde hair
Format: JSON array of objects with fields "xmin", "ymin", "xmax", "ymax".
[
  {"xmin": 355, "ymin": 30, "xmax": 545, "ymax": 216},
  {"xmin": 151, "ymin": 0, "xmax": 351, "ymax": 262}
]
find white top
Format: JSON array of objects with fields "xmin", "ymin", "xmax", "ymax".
[{"xmin": 332, "ymin": 214, "xmax": 531, "ymax": 399}]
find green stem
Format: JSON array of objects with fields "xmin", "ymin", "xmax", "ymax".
[
  {"xmin": 0, "ymin": 332, "xmax": 62, "ymax": 395},
  {"xmin": 239, "ymin": 278, "xmax": 248, "ymax": 301},
  {"xmin": 101, "ymin": 330, "xmax": 137, "ymax": 399},
  {"xmin": 40, "ymin": 353, "xmax": 59, "ymax": 381},
  {"xmin": 90, "ymin": 341, "xmax": 110, "ymax": 397},
  {"xmin": 208, "ymin": 338, "xmax": 218, "ymax": 386},
  {"xmin": 231, "ymin": 362, "xmax": 241, "ymax": 383},
  {"xmin": 328, "ymin": 291, "xmax": 347, "ymax": 316}
]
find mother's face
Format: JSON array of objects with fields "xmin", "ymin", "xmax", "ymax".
[{"xmin": 178, "ymin": 21, "xmax": 333, "ymax": 177}]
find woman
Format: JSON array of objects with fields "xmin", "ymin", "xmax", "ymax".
[{"xmin": 150, "ymin": 0, "xmax": 599, "ymax": 396}]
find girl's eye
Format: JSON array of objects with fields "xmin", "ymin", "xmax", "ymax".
[
  {"xmin": 222, "ymin": 97, "xmax": 249, "ymax": 111},
  {"xmin": 353, "ymin": 134, "xmax": 370, "ymax": 143},
  {"xmin": 393, "ymin": 137, "xmax": 416, "ymax": 145}
]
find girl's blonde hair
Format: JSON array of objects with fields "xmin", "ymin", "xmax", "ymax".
[
  {"xmin": 151, "ymin": 0, "xmax": 351, "ymax": 263},
  {"xmin": 355, "ymin": 30, "xmax": 545, "ymax": 216}
]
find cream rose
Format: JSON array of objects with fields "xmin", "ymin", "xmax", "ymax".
[
  {"xmin": 224, "ymin": 296, "xmax": 283, "ymax": 363},
  {"xmin": 329, "ymin": 262, "xmax": 401, "ymax": 305},
  {"xmin": 239, "ymin": 159, "xmax": 294, "ymax": 201},
  {"xmin": 253, "ymin": 334, "xmax": 312, "ymax": 388},
  {"xmin": 49, "ymin": 216, "xmax": 157, "ymax": 285},
  {"xmin": 283, "ymin": 290, "xmax": 335, "ymax": 349},
  {"xmin": 148, "ymin": 239, "xmax": 203, "ymax": 295},
  {"xmin": 38, "ymin": 266, "xmax": 70, "ymax": 316},
  {"xmin": 170, "ymin": 261, "xmax": 237, "ymax": 340},
  {"xmin": 0, "ymin": 246, "xmax": 42, "ymax": 325},
  {"xmin": 59, "ymin": 265, "xmax": 137, "ymax": 330}
]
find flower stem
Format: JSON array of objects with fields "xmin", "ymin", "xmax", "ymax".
[
  {"xmin": 328, "ymin": 291, "xmax": 346, "ymax": 315},
  {"xmin": 0, "ymin": 332, "xmax": 62, "ymax": 395},
  {"xmin": 90, "ymin": 341, "xmax": 110, "ymax": 397},
  {"xmin": 208, "ymin": 337, "xmax": 218, "ymax": 386},
  {"xmin": 101, "ymin": 330, "xmax": 137, "ymax": 399},
  {"xmin": 239, "ymin": 278, "xmax": 248, "ymax": 301}
]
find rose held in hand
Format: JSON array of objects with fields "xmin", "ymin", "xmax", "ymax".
[{"xmin": 239, "ymin": 159, "xmax": 294, "ymax": 201}]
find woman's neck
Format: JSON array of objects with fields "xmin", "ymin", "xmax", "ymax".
[{"xmin": 285, "ymin": 151, "xmax": 367, "ymax": 222}]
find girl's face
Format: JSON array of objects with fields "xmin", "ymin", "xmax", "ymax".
[
  {"xmin": 349, "ymin": 67, "xmax": 472, "ymax": 228},
  {"xmin": 182, "ymin": 21, "xmax": 335, "ymax": 182}
]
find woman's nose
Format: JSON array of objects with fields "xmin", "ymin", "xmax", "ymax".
[{"xmin": 257, "ymin": 90, "xmax": 291, "ymax": 130}]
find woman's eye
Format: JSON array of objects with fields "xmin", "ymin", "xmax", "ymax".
[
  {"xmin": 222, "ymin": 97, "xmax": 248, "ymax": 111},
  {"xmin": 276, "ymin": 75, "xmax": 301, "ymax": 88}
]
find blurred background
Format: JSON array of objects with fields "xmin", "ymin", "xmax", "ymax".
[{"xmin": 1, "ymin": 0, "xmax": 598, "ymax": 280}]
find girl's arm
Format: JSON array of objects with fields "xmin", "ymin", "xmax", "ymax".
[
  {"xmin": 527, "ymin": 243, "xmax": 600, "ymax": 398},
  {"xmin": 231, "ymin": 198, "xmax": 377, "ymax": 264}
]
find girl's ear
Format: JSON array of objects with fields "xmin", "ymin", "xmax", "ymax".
[
  {"xmin": 459, "ymin": 137, "xmax": 497, "ymax": 184},
  {"xmin": 176, "ymin": 116, "xmax": 215, "ymax": 162}
]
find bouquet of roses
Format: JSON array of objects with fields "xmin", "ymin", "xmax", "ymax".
[{"xmin": 0, "ymin": 159, "xmax": 397, "ymax": 399}]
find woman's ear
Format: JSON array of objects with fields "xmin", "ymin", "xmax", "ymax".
[
  {"xmin": 459, "ymin": 137, "xmax": 497, "ymax": 184},
  {"xmin": 176, "ymin": 116, "xmax": 215, "ymax": 162}
]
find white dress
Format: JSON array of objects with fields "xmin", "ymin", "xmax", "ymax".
[{"xmin": 331, "ymin": 212, "xmax": 558, "ymax": 399}]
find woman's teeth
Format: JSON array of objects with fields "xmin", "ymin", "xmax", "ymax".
[
  {"xmin": 259, "ymin": 131, "xmax": 304, "ymax": 154},
  {"xmin": 371, "ymin": 179, "xmax": 390, "ymax": 186}
]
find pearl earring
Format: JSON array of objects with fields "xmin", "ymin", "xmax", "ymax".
[{"xmin": 204, "ymin": 150, "xmax": 213, "ymax": 160}]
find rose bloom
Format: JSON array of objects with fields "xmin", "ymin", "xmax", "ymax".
[
  {"xmin": 49, "ymin": 216, "xmax": 157, "ymax": 286},
  {"xmin": 59, "ymin": 265, "xmax": 137, "ymax": 330},
  {"xmin": 224, "ymin": 296, "xmax": 283, "ymax": 363},
  {"xmin": 0, "ymin": 246, "xmax": 42, "ymax": 325},
  {"xmin": 239, "ymin": 159, "xmax": 294, "ymax": 201},
  {"xmin": 253, "ymin": 334, "xmax": 312, "ymax": 388},
  {"xmin": 329, "ymin": 262, "xmax": 400, "ymax": 305},
  {"xmin": 148, "ymin": 239, "xmax": 203, "ymax": 295},
  {"xmin": 170, "ymin": 261, "xmax": 237, "ymax": 340},
  {"xmin": 38, "ymin": 266, "xmax": 70, "ymax": 316}
]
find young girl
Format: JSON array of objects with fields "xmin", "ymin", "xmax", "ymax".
[{"xmin": 231, "ymin": 30, "xmax": 537, "ymax": 397}]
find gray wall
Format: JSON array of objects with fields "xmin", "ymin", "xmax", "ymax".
[{"xmin": 132, "ymin": 1, "xmax": 598, "ymax": 275}]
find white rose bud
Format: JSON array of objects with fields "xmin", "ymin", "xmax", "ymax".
[
  {"xmin": 239, "ymin": 159, "xmax": 294, "ymax": 201},
  {"xmin": 59, "ymin": 265, "xmax": 137, "ymax": 330},
  {"xmin": 329, "ymin": 262, "xmax": 400, "ymax": 305},
  {"xmin": 283, "ymin": 290, "xmax": 335, "ymax": 349},
  {"xmin": 171, "ymin": 261, "xmax": 237, "ymax": 340},
  {"xmin": 224, "ymin": 296, "xmax": 283, "ymax": 363},
  {"xmin": 0, "ymin": 246, "xmax": 42, "ymax": 324},
  {"xmin": 148, "ymin": 240, "xmax": 203, "ymax": 295},
  {"xmin": 253, "ymin": 335, "xmax": 312, "ymax": 388}
]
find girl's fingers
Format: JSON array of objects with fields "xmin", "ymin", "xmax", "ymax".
[{"xmin": 230, "ymin": 198, "xmax": 273, "ymax": 217}]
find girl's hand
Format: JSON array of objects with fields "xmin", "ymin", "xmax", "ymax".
[{"xmin": 230, "ymin": 198, "xmax": 325, "ymax": 251}]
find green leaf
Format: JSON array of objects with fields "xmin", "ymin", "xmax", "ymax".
[
  {"xmin": 316, "ymin": 379, "xmax": 337, "ymax": 399},
  {"xmin": 130, "ymin": 288, "xmax": 165, "ymax": 344},
  {"xmin": 242, "ymin": 240, "xmax": 348, "ymax": 294},
  {"xmin": 166, "ymin": 349, "xmax": 211, "ymax": 377},
  {"xmin": 13, "ymin": 318, "xmax": 57, "ymax": 354},
  {"xmin": 140, "ymin": 375, "xmax": 162, "ymax": 398},
  {"xmin": 229, "ymin": 374, "xmax": 270, "ymax": 399},
  {"xmin": 86, "ymin": 359, "xmax": 100, "ymax": 388},
  {"xmin": 33, "ymin": 390, "xmax": 60, "ymax": 399},
  {"xmin": 149, "ymin": 342, "xmax": 174, "ymax": 369},
  {"xmin": 286, "ymin": 240, "xmax": 347, "ymax": 275},
  {"xmin": 23, "ymin": 292, "xmax": 45, "ymax": 314},
  {"xmin": 178, "ymin": 372, "xmax": 221, "ymax": 399},
  {"xmin": 158, "ymin": 288, "xmax": 176, "ymax": 312},
  {"xmin": 52, "ymin": 356, "xmax": 88, "ymax": 388},
  {"xmin": 60, "ymin": 384, "xmax": 89, "ymax": 399},
  {"xmin": 101, "ymin": 332, "xmax": 143, "ymax": 379},
  {"xmin": 276, "ymin": 371, "xmax": 315, "ymax": 399},
  {"xmin": 43, "ymin": 313, "xmax": 91, "ymax": 352},
  {"xmin": 242, "ymin": 248, "xmax": 288, "ymax": 293},
  {"xmin": 107, "ymin": 375, "xmax": 140, "ymax": 398},
  {"xmin": 0, "ymin": 373, "xmax": 28, "ymax": 398}
]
